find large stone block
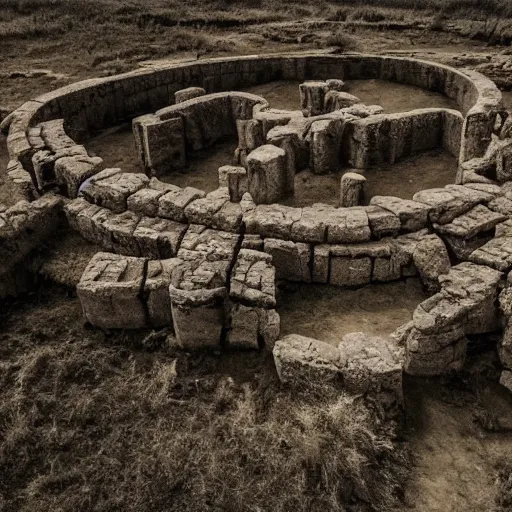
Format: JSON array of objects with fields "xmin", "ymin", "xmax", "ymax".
[
  {"xmin": 81, "ymin": 168, "xmax": 149, "ymax": 213},
  {"xmin": 299, "ymin": 81, "xmax": 329, "ymax": 116},
  {"xmin": 273, "ymin": 334, "xmax": 344, "ymax": 388},
  {"xmin": 309, "ymin": 118, "xmax": 343, "ymax": 175},
  {"xmin": 77, "ymin": 252, "xmax": 147, "ymax": 329},
  {"xmin": 133, "ymin": 216, "xmax": 188, "ymax": 259},
  {"xmin": 54, "ymin": 154, "xmax": 103, "ymax": 198},
  {"xmin": 339, "ymin": 332, "xmax": 404, "ymax": 404},
  {"xmin": 170, "ymin": 285, "xmax": 227, "ymax": 349},
  {"xmin": 141, "ymin": 117, "xmax": 186, "ymax": 177},
  {"xmin": 370, "ymin": 196, "xmax": 430, "ymax": 232},
  {"xmin": 145, "ymin": 258, "xmax": 182, "ymax": 328},
  {"xmin": 412, "ymin": 234, "xmax": 451, "ymax": 291},
  {"xmin": 263, "ymin": 238, "xmax": 311, "ymax": 282},
  {"xmin": 246, "ymin": 144, "xmax": 288, "ymax": 204}
]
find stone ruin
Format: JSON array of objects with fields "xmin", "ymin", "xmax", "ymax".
[{"xmin": 2, "ymin": 52, "xmax": 512, "ymax": 418}]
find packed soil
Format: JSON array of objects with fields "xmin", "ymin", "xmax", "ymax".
[{"xmin": 278, "ymin": 278, "xmax": 427, "ymax": 344}]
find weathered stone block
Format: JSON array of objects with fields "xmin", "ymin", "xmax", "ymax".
[
  {"xmin": 273, "ymin": 334, "xmax": 344, "ymax": 388},
  {"xmin": 82, "ymin": 168, "xmax": 149, "ymax": 213},
  {"xmin": 412, "ymin": 234, "xmax": 451, "ymax": 291},
  {"xmin": 340, "ymin": 172, "xmax": 366, "ymax": 207},
  {"xmin": 175, "ymin": 86, "xmax": 206, "ymax": 103},
  {"xmin": 246, "ymin": 144, "xmax": 288, "ymax": 204},
  {"xmin": 370, "ymin": 196, "xmax": 430, "ymax": 232},
  {"xmin": 339, "ymin": 332, "xmax": 403, "ymax": 403},
  {"xmin": 133, "ymin": 216, "xmax": 187, "ymax": 259},
  {"xmin": 263, "ymin": 238, "xmax": 311, "ymax": 282},
  {"xmin": 77, "ymin": 252, "xmax": 147, "ymax": 329}
]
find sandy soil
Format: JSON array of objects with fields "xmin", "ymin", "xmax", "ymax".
[{"xmin": 402, "ymin": 374, "xmax": 512, "ymax": 512}]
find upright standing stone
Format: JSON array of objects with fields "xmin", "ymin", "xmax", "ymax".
[
  {"xmin": 300, "ymin": 81, "xmax": 329, "ymax": 117},
  {"xmin": 309, "ymin": 118, "xmax": 343, "ymax": 174},
  {"xmin": 340, "ymin": 172, "xmax": 366, "ymax": 207},
  {"xmin": 142, "ymin": 117, "xmax": 186, "ymax": 177},
  {"xmin": 218, "ymin": 165, "xmax": 248, "ymax": 202},
  {"xmin": 246, "ymin": 144, "xmax": 288, "ymax": 204}
]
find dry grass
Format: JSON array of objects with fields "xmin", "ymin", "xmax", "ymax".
[
  {"xmin": 0, "ymin": 286, "xmax": 409, "ymax": 512},
  {"xmin": 495, "ymin": 459, "xmax": 512, "ymax": 511}
]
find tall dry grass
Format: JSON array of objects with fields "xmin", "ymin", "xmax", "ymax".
[{"xmin": 0, "ymin": 287, "xmax": 409, "ymax": 512}]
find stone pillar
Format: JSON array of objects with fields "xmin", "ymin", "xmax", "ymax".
[
  {"xmin": 340, "ymin": 172, "xmax": 366, "ymax": 207},
  {"xmin": 497, "ymin": 140, "xmax": 512, "ymax": 183},
  {"xmin": 300, "ymin": 81, "xmax": 329, "ymax": 117},
  {"xmin": 246, "ymin": 144, "xmax": 288, "ymax": 204},
  {"xmin": 235, "ymin": 118, "xmax": 265, "ymax": 167},
  {"xmin": 267, "ymin": 125, "xmax": 306, "ymax": 193},
  {"xmin": 218, "ymin": 165, "xmax": 248, "ymax": 202},
  {"xmin": 175, "ymin": 87, "xmax": 206, "ymax": 104},
  {"xmin": 170, "ymin": 286, "xmax": 227, "ymax": 349},
  {"xmin": 309, "ymin": 118, "xmax": 343, "ymax": 174}
]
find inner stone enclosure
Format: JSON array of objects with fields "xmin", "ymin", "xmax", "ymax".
[{"xmin": 3, "ymin": 52, "xmax": 512, "ymax": 401}]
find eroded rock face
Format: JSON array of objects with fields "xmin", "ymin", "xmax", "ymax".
[
  {"xmin": 412, "ymin": 234, "xmax": 451, "ymax": 291},
  {"xmin": 404, "ymin": 262, "xmax": 503, "ymax": 376}
]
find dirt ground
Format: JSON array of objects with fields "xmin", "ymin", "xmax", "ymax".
[{"xmin": 2, "ymin": 3, "xmax": 512, "ymax": 510}]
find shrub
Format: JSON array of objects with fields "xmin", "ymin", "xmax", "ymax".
[
  {"xmin": 350, "ymin": 7, "xmax": 387, "ymax": 22},
  {"xmin": 326, "ymin": 30, "xmax": 359, "ymax": 52}
]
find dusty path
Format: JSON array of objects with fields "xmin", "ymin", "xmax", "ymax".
[{"xmin": 400, "ymin": 376, "xmax": 512, "ymax": 512}]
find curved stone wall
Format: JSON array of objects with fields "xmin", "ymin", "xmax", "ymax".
[{"xmin": 1, "ymin": 52, "xmax": 503, "ymax": 201}]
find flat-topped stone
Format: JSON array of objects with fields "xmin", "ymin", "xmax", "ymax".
[
  {"xmin": 77, "ymin": 252, "xmax": 147, "ymax": 329},
  {"xmin": 370, "ymin": 196, "xmax": 430, "ymax": 232},
  {"xmin": 469, "ymin": 233, "xmax": 512, "ymax": 272},
  {"xmin": 273, "ymin": 334, "xmax": 344, "ymax": 388},
  {"xmin": 81, "ymin": 168, "xmax": 149, "ymax": 213},
  {"xmin": 434, "ymin": 204, "xmax": 506, "ymax": 240},
  {"xmin": 339, "ymin": 332, "xmax": 403, "ymax": 402}
]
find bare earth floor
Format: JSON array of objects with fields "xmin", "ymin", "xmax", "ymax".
[{"xmin": 278, "ymin": 278, "xmax": 427, "ymax": 344}]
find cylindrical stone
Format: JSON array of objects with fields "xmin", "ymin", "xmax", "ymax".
[
  {"xmin": 246, "ymin": 144, "xmax": 287, "ymax": 204},
  {"xmin": 340, "ymin": 172, "xmax": 366, "ymax": 207}
]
